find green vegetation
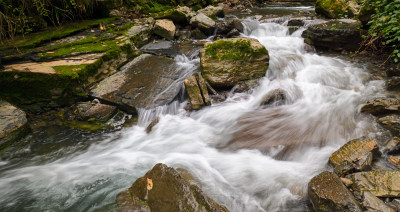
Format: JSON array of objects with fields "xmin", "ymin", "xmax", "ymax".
[
  {"xmin": 0, "ymin": 0, "xmax": 111, "ymax": 40},
  {"xmin": 205, "ymin": 40, "xmax": 268, "ymax": 60},
  {"xmin": 0, "ymin": 18, "xmax": 116, "ymax": 52},
  {"xmin": 364, "ymin": 0, "xmax": 400, "ymax": 63},
  {"xmin": 315, "ymin": 0, "xmax": 353, "ymax": 19}
]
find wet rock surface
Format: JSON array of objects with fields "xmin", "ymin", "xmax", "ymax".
[
  {"xmin": 378, "ymin": 115, "xmax": 400, "ymax": 136},
  {"xmin": 200, "ymin": 38, "xmax": 269, "ymax": 88},
  {"xmin": 140, "ymin": 41, "xmax": 201, "ymax": 57},
  {"xmin": 362, "ymin": 191, "xmax": 396, "ymax": 212},
  {"xmin": 348, "ymin": 170, "xmax": 400, "ymax": 197},
  {"xmin": 190, "ymin": 13, "xmax": 216, "ymax": 35},
  {"xmin": 90, "ymin": 54, "xmax": 183, "ymax": 112},
  {"xmin": 116, "ymin": 163, "xmax": 228, "ymax": 212},
  {"xmin": 184, "ymin": 73, "xmax": 211, "ymax": 110},
  {"xmin": 308, "ymin": 171, "xmax": 362, "ymax": 212},
  {"xmin": 0, "ymin": 101, "xmax": 29, "ymax": 149},
  {"xmin": 329, "ymin": 137, "xmax": 379, "ymax": 174},
  {"xmin": 75, "ymin": 101, "xmax": 117, "ymax": 122},
  {"xmin": 361, "ymin": 98, "xmax": 400, "ymax": 116},
  {"xmin": 302, "ymin": 19, "xmax": 363, "ymax": 51}
]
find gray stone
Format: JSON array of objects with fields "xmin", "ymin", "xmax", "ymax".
[
  {"xmin": 0, "ymin": 101, "xmax": 29, "ymax": 149},
  {"xmin": 154, "ymin": 19, "xmax": 176, "ymax": 40},
  {"xmin": 387, "ymin": 76, "xmax": 400, "ymax": 91},
  {"xmin": 198, "ymin": 5, "xmax": 224, "ymax": 18},
  {"xmin": 288, "ymin": 19, "xmax": 305, "ymax": 27},
  {"xmin": 308, "ymin": 171, "xmax": 362, "ymax": 212},
  {"xmin": 362, "ymin": 191, "xmax": 396, "ymax": 212},
  {"xmin": 153, "ymin": 6, "xmax": 196, "ymax": 25},
  {"xmin": 384, "ymin": 137, "xmax": 400, "ymax": 154},
  {"xmin": 127, "ymin": 19, "xmax": 155, "ymax": 47},
  {"xmin": 190, "ymin": 13, "xmax": 216, "ymax": 35},
  {"xmin": 90, "ymin": 54, "xmax": 185, "ymax": 112}
]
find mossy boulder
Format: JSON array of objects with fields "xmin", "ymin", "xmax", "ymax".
[
  {"xmin": 315, "ymin": 0, "xmax": 355, "ymax": 19},
  {"xmin": 116, "ymin": 163, "xmax": 228, "ymax": 212},
  {"xmin": 308, "ymin": 171, "xmax": 362, "ymax": 212},
  {"xmin": 200, "ymin": 38, "xmax": 269, "ymax": 88},
  {"xmin": 302, "ymin": 19, "xmax": 363, "ymax": 51},
  {"xmin": 348, "ymin": 170, "xmax": 400, "ymax": 197},
  {"xmin": 0, "ymin": 101, "xmax": 30, "ymax": 152},
  {"xmin": 152, "ymin": 6, "xmax": 196, "ymax": 25}
]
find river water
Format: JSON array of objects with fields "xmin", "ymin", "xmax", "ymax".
[{"xmin": 0, "ymin": 6, "xmax": 386, "ymax": 212}]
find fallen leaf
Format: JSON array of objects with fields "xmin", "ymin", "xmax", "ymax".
[{"xmin": 147, "ymin": 178, "xmax": 153, "ymax": 190}]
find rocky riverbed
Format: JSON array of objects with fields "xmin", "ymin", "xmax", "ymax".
[{"xmin": 0, "ymin": 0, "xmax": 400, "ymax": 211}]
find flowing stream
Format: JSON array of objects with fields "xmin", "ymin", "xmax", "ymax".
[{"xmin": 0, "ymin": 7, "xmax": 386, "ymax": 212}]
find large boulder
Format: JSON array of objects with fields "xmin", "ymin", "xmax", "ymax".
[
  {"xmin": 190, "ymin": 13, "xmax": 216, "ymax": 35},
  {"xmin": 377, "ymin": 114, "xmax": 400, "ymax": 136},
  {"xmin": 348, "ymin": 170, "xmax": 400, "ymax": 197},
  {"xmin": 329, "ymin": 137, "xmax": 379, "ymax": 176},
  {"xmin": 315, "ymin": 0, "xmax": 360, "ymax": 19},
  {"xmin": 0, "ymin": 101, "xmax": 30, "ymax": 150},
  {"xmin": 153, "ymin": 6, "xmax": 196, "ymax": 25},
  {"xmin": 116, "ymin": 163, "xmax": 228, "ymax": 212},
  {"xmin": 308, "ymin": 171, "xmax": 362, "ymax": 212},
  {"xmin": 154, "ymin": 19, "xmax": 176, "ymax": 40},
  {"xmin": 90, "ymin": 54, "xmax": 184, "ymax": 113},
  {"xmin": 200, "ymin": 38, "xmax": 269, "ymax": 88},
  {"xmin": 361, "ymin": 98, "xmax": 400, "ymax": 116},
  {"xmin": 198, "ymin": 5, "xmax": 224, "ymax": 18},
  {"xmin": 302, "ymin": 19, "xmax": 363, "ymax": 51}
]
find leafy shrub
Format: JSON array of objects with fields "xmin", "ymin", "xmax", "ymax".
[{"xmin": 365, "ymin": 0, "xmax": 400, "ymax": 62}]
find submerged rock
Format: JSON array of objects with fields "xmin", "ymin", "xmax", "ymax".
[
  {"xmin": 116, "ymin": 163, "xmax": 228, "ymax": 212},
  {"xmin": 388, "ymin": 156, "xmax": 400, "ymax": 169},
  {"xmin": 0, "ymin": 101, "xmax": 29, "ymax": 151},
  {"xmin": 90, "ymin": 54, "xmax": 183, "ymax": 112},
  {"xmin": 383, "ymin": 137, "xmax": 400, "ymax": 154},
  {"xmin": 348, "ymin": 170, "xmax": 400, "ymax": 197},
  {"xmin": 260, "ymin": 89, "xmax": 287, "ymax": 106},
  {"xmin": 200, "ymin": 38, "xmax": 269, "ymax": 88},
  {"xmin": 308, "ymin": 171, "xmax": 362, "ymax": 212},
  {"xmin": 146, "ymin": 117, "xmax": 160, "ymax": 133},
  {"xmin": 154, "ymin": 19, "xmax": 176, "ymax": 40},
  {"xmin": 329, "ymin": 137, "xmax": 379, "ymax": 175},
  {"xmin": 378, "ymin": 115, "xmax": 400, "ymax": 136},
  {"xmin": 190, "ymin": 13, "xmax": 216, "ymax": 35},
  {"xmin": 140, "ymin": 41, "xmax": 201, "ymax": 57},
  {"xmin": 361, "ymin": 98, "xmax": 400, "ymax": 116},
  {"xmin": 302, "ymin": 19, "xmax": 363, "ymax": 51}
]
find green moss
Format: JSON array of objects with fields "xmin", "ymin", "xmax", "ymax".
[
  {"xmin": 53, "ymin": 65, "xmax": 87, "ymax": 79},
  {"xmin": 315, "ymin": 0, "xmax": 354, "ymax": 19},
  {"xmin": 0, "ymin": 18, "xmax": 117, "ymax": 53},
  {"xmin": 192, "ymin": 4, "xmax": 202, "ymax": 11},
  {"xmin": 205, "ymin": 40, "xmax": 268, "ymax": 61}
]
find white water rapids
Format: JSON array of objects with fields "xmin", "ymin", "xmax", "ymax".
[{"xmin": 0, "ymin": 14, "xmax": 386, "ymax": 211}]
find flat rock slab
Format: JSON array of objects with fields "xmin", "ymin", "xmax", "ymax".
[
  {"xmin": 3, "ymin": 53, "xmax": 104, "ymax": 74},
  {"xmin": 140, "ymin": 41, "xmax": 201, "ymax": 57},
  {"xmin": 361, "ymin": 98, "xmax": 400, "ymax": 116},
  {"xmin": 348, "ymin": 170, "xmax": 400, "ymax": 197},
  {"xmin": 0, "ymin": 101, "xmax": 29, "ymax": 146},
  {"xmin": 329, "ymin": 137, "xmax": 379, "ymax": 174},
  {"xmin": 90, "ymin": 54, "xmax": 184, "ymax": 112},
  {"xmin": 308, "ymin": 171, "xmax": 362, "ymax": 212}
]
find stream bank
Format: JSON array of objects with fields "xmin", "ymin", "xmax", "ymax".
[{"xmin": 0, "ymin": 1, "xmax": 400, "ymax": 211}]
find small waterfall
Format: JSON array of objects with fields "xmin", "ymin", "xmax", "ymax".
[{"xmin": 0, "ymin": 8, "xmax": 386, "ymax": 212}]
